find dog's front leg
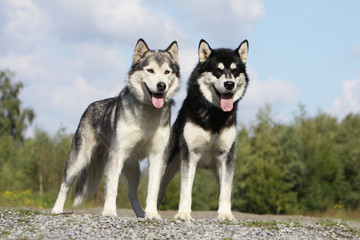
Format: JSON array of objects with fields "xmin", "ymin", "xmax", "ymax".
[
  {"xmin": 217, "ymin": 145, "xmax": 235, "ymax": 220},
  {"xmin": 102, "ymin": 147, "xmax": 126, "ymax": 217},
  {"xmin": 175, "ymin": 152, "xmax": 200, "ymax": 220},
  {"xmin": 145, "ymin": 127, "xmax": 169, "ymax": 219},
  {"xmin": 145, "ymin": 152, "xmax": 166, "ymax": 219}
]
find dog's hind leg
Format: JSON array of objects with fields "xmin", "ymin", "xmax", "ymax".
[
  {"xmin": 52, "ymin": 153, "xmax": 78, "ymax": 214},
  {"xmin": 210, "ymin": 164, "xmax": 221, "ymax": 197},
  {"xmin": 123, "ymin": 160, "xmax": 145, "ymax": 218},
  {"xmin": 158, "ymin": 154, "xmax": 180, "ymax": 207},
  {"xmin": 52, "ymin": 137, "xmax": 94, "ymax": 214}
]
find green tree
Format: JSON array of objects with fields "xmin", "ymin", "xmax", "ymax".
[
  {"xmin": 0, "ymin": 70, "xmax": 35, "ymax": 192},
  {"xmin": 233, "ymin": 105, "xmax": 299, "ymax": 214},
  {"xmin": 0, "ymin": 70, "xmax": 35, "ymax": 142},
  {"xmin": 336, "ymin": 113, "xmax": 360, "ymax": 209},
  {"xmin": 296, "ymin": 110, "xmax": 346, "ymax": 211},
  {"xmin": 19, "ymin": 128, "xmax": 72, "ymax": 195}
]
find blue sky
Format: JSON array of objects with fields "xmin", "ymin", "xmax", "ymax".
[{"xmin": 0, "ymin": 0, "xmax": 359, "ymax": 135}]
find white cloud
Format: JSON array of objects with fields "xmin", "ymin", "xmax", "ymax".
[
  {"xmin": 34, "ymin": 0, "xmax": 186, "ymax": 46},
  {"xmin": 66, "ymin": 42, "xmax": 127, "ymax": 89},
  {"xmin": 92, "ymin": 0, "xmax": 185, "ymax": 44},
  {"xmin": 181, "ymin": 0, "xmax": 264, "ymax": 45},
  {"xmin": 330, "ymin": 74, "xmax": 360, "ymax": 119},
  {"xmin": 0, "ymin": 46, "xmax": 124, "ymax": 133},
  {"xmin": 0, "ymin": 0, "xmax": 266, "ymax": 135},
  {"xmin": 1, "ymin": 0, "xmax": 188, "ymax": 134},
  {"xmin": 244, "ymin": 67, "xmax": 298, "ymax": 106},
  {"xmin": 3, "ymin": 0, "xmax": 42, "ymax": 32},
  {"xmin": 0, "ymin": 0, "xmax": 50, "ymax": 54},
  {"xmin": 237, "ymin": 67, "xmax": 299, "ymax": 123},
  {"xmin": 52, "ymin": 76, "xmax": 111, "ymax": 114},
  {"xmin": 24, "ymin": 76, "xmax": 112, "ymax": 135}
]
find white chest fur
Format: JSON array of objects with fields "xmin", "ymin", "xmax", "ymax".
[{"xmin": 183, "ymin": 121, "xmax": 236, "ymax": 168}]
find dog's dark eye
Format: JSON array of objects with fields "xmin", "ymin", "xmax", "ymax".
[
  {"xmin": 231, "ymin": 68, "xmax": 238, "ymax": 75},
  {"xmin": 147, "ymin": 69, "xmax": 154, "ymax": 73},
  {"xmin": 217, "ymin": 68, "xmax": 223, "ymax": 74},
  {"xmin": 164, "ymin": 70, "xmax": 170, "ymax": 75}
]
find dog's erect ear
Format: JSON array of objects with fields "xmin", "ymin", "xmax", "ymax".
[
  {"xmin": 133, "ymin": 38, "xmax": 149, "ymax": 63},
  {"xmin": 166, "ymin": 41, "xmax": 178, "ymax": 63},
  {"xmin": 198, "ymin": 39, "xmax": 212, "ymax": 63},
  {"xmin": 237, "ymin": 40, "xmax": 249, "ymax": 64}
]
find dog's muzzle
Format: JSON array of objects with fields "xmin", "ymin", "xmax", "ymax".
[
  {"xmin": 145, "ymin": 84, "xmax": 165, "ymax": 109},
  {"xmin": 212, "ymin": 85, "xmax": 234, "ymax": 112}
]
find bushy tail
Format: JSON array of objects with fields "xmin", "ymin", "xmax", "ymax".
[{"xmin": 73, "ymin": 146, "xmax": 107, "ymax": 206}]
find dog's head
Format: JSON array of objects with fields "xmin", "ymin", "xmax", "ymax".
[
  {"xmin": 195, "ymin": 39, "xmax": 249, "ymax": 112},
  {"xmin": 127, "ymin": 39, "xmax": 180, "ymax": 109}
]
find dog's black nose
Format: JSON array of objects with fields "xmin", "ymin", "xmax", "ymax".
[
  {"xmin": 224, "ymin": 81, "xmax": 235, "ymax": 90},
  {"xmin": 157, "ymin": 82, "xmax": 166, "ymax": 91}
]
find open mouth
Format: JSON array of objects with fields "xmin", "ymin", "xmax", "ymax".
[
  {"xmin": 212, "ymin": 85, "xmax": 234, "ymax": 112},
  {"xmin": 145, "ymin": 84, "xmax": 164, "ymax": 109}
]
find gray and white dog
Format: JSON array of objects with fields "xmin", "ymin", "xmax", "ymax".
[
  {"xmin": 52, "ymin": 39, "xmax": 180, "ymax": 219},
  {"xmin": 158, "ymin": 39, "xmax": 249, "ymax": 220}
]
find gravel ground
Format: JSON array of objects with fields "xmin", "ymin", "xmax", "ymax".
[{"xmin": 1, "ymin": 208, "xmax": 359, "ymax": 239}]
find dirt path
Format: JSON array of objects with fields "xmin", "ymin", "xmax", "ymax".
[
  {"xmin": 60, "ymin": 208, "xmax": 360, "ymax": 228},
  {"xmin": 2, "ymin": 208, "xmax": 359, "ymax": 239}
]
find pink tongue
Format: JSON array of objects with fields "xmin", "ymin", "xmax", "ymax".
[
  {"xmin": 221, "ymin": 95, "xmax": 233, "ymax": 112},
  {"xmin": 152, "ymin": 95, "xmax": 164, "ymax": 108}
]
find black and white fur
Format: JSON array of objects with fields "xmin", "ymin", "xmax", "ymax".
[
  {"xmin": 159, "ymin": 39, "xmax": 249, "ymax": 220},
  {"xmin": 51, "ymin": 39, "xmax": 180, "ymax": 219}
]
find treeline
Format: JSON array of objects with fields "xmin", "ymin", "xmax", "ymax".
[
  {"xmin": 233, "ymin": 105, "xmax": 360, "ymax": 214},
  {"xmin": 1, "ymin": 70, "xmax": 360, "ymax": 215}
]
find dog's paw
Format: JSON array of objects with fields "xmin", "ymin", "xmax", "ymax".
[
  {"xmin": 217, "ymin": 212, "xmax": 235, "ymax": 220},
  {"xmin": 102, "ymin": 209, "xmax": 117, "ymax": 217},
  {"xmin": 145, "ymin": 211, "xmax": 162, "ymax": 219},
  {"xmin": 175, "ymin": 212, "xmax": 193, "ymax": 220},
  {"xmin": 51, "ymin": 208, "xmax": 63, "ymax": 214}
]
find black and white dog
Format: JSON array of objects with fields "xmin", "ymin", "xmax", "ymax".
[
  {"xmin": 159, "ymin": 39, "xmax": 249, "ymax": 220},
  {"xmin": 52, "ymin": 39, "xmax": 180, "ymax": 219}
]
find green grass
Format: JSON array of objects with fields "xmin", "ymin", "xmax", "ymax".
[
  {"xmin": 244, "ymin": 220, "xmax": 280, "ymax": 230},
  {"xmin": 0, "ymin": 230, "xmax": 10, "ymax": 238},
  {"xmin": 16, "ymin": 208, "xmax": 42, "ymax": 216},
  {"xmin": 1, "ymin": 208, "xmax": 42, "ymax": 216}
]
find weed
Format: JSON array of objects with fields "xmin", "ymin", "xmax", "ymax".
[
  {"xmin": 219, "ymin": 219, "xmax": 235, "ymax": 225},
  {"xmin": 0, "ymin": 190, "xmax": 55, "ymax": 209},
  {"xmin": 142, "ymin": 218, "xmax": 161, "ymax": 226},
  {"xmin": 16, "ymin": 208, "xmax": 42, "ymax": 216},
  {"xmin": 345, "ymin": 227, "xmax": 360, "ymax": 235},
  {"xmin": 317, "ymin": 219, "xmax": 344, "ymax": 227},
  {"xmin": 172, "ymin": 217, "xmax": 185, "ymax": 223},
  {"xmin": 244, "ymin": 220, "xmax": 280, "ymax": 231},
  {"xmin": 0, "ymin": 230, "xmax": 10, "ymax": 237}
]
